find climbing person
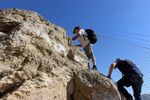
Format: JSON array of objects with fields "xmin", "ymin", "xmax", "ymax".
[
  {"xmin": 107, "ymin": 58, "xmax": 143, "ymax": 100},
  {"xmin": 72, "ymin": 25, "xmax": 97, "ymax": 70}
]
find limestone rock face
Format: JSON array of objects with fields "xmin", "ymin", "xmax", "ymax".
[
  {"xmin": 0, "ymin": 8, "xmax": 123, "ymax": 100},
  {"xmin": 73, "ymin": 70, "xmax": 122, "ymax": 100}
]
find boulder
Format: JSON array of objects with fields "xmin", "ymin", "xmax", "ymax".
[{"xmin": 0, "ymin": 8, "xmax": 124, "ymax": 100}]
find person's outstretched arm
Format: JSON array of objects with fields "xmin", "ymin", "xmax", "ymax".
[
  {"xmin": 107, "ymin": 63, "xmax": 116, "ymax": 78},
  {"xmin": 72, "ymin": 34, "xmax": 80, "ymax": 41}
]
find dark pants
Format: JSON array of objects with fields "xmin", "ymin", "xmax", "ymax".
[{"xmin": 117, "ymin": 74, "xmax": 143, "ymax": 100}]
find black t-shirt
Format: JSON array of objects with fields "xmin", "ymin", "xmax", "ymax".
[{"xmin": 115, "ymin": 60, "xmax": 143, "ymax": 75}]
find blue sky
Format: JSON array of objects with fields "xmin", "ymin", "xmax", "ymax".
[{"xmin": 1, "ymin": 0, "xmax": 150, "ymax": 95}]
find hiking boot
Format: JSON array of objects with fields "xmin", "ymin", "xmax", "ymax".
[
  {"xmin": 127, "ymin": 95, "xmax": 133, "ymax": 100},
  {"xmin": 92, "ymin": 65, "xmax": 97, "ymax": 70},
  {"xmin": 127, "ymin": 98, "xmax": 133, "ymax": 100}
]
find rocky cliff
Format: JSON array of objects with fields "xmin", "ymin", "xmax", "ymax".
[{"xmin": 0, "ymin": 8, "xmax": 123, "ymax": 100}]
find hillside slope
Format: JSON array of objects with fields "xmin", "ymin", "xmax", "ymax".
[{"xmin": 0, "ymin": 8, "xmax": 123, "ymax": 100}]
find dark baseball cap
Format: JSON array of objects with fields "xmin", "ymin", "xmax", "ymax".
[{"xmin": 73, "ymin": 25, "xmax": 81, "ymax": 33}]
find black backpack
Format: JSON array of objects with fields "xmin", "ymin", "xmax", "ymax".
[{"xmin": 85, "ymin": 29, "xmax": 98, "ymax": 44}]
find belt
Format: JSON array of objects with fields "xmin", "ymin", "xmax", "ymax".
[
  {"xmin": 123, "ymin": 73, "xmax": 143, "ymax": 77},
  {"xmin": 137, "ymin": 74, "xmax": 143, "ymax": 77}
]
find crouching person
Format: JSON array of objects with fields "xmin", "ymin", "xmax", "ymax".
[{"xmin": 107, "ymin": 58, "xmax": 143, "ymax": 100}]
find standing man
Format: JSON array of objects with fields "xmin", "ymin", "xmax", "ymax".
[
  {"xmin": 107, "ymin": 58, "xmax": 143, "ymax": 100},
  {"xmin": 72, "ymin": 26, "xmax": 97, "ymax": 70}
]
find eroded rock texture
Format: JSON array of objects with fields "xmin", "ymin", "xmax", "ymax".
[{"xmin": 0, "ymin": 8, "xmax": 123, "ymax": 100}]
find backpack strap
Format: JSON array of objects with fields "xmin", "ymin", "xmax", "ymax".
[{"xmin": 83, "ymin": 35, "xmax": 87, "ymax": 41}]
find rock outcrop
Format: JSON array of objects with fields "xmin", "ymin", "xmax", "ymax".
[{"xmin": 0, "ymin": 8, "xmax": 123, "ymax": 100}]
